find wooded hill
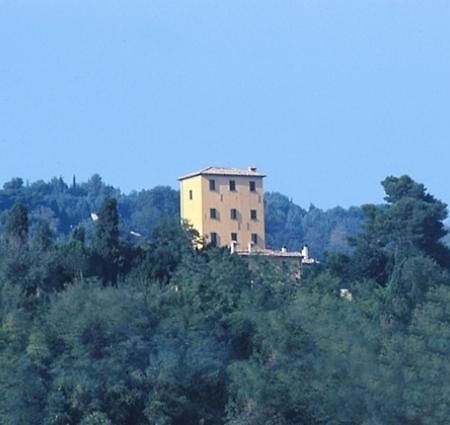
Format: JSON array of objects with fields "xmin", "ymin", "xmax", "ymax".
[
  {"xmin": 0, "ymin": 174, "xmax": 364, "ymax": 259},
  {"xmin": 1, "ymin": 175, "xmax": 450, "ymax": 424}
]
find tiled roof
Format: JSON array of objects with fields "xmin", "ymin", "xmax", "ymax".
[
  {"xmin": 236, "ymin": 248, "xmax": 319, "ymax": 264},
  {"xmin": 236, "ymin": 248, "xmax": 303, "ymax": 258},
  {"xmin": 178, "ymin": 166, "xmax": 266, "ymax": 181}
]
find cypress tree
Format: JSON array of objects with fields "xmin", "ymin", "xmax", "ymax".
[
  {"xmin": 5, "ymin": 202, "xmax": 29, "ymax": 245},
  {"xmin": 93, "ymin": 197, "xmax": 120, "ymax": 283}
]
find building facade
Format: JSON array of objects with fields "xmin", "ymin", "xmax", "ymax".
[{"xmin": 178, "ymin": 166, "xmax": 266, "ymax": 249}]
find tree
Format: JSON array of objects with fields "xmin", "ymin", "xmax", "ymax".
[
  {"xmin": 135, "ymin": 219, "xmax": 197, "ymax": 285},
  {"xmin": 93, "ymin": 198, "xmax": 120, "ymax": 283},
  {"xmin": 381, "ymin": 175, "xmax": 450, "ymax": 266},
  {"xmin": 5, "ymin": 203, "xmax": 29, "ymax": 245},
  {"xmin": 349, "ymin": 176, "xmax": 450, "ymax": 287},
  {"xmin": 32, "ymin": 222, "xmax": 53, "ymax": 251}
]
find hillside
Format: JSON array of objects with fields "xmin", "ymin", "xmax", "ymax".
[
  {"xmin": 0, "ymin": 175, "xmax": 364, "ymax": 259},
  {"xmin": 1, "ymin": 174, "xmax": 450, "ymax": 424}
]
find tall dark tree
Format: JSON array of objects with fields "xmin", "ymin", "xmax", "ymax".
[
  {"xmin": 93, "ymin": 198, "xmax": 120, "ymax": 283},
  {"xmin": 5, "ymin": 202, "xmax": 29, "ymax": 245}
]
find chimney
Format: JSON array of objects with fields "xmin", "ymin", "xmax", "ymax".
[{"xmin": 301, "ymin": 245, "xmax": 309, "ymax": 260}]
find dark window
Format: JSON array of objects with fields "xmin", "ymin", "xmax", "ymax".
[
  {"xmin": 231, "ymin": 232, "xmax": 238, "ymax": 242},
  {"xmin": 229, "ymin": 180, "xmax": 236, "ymax": 191},
  {"xmin": 210, "ymin": 232, "xmax": 217, "ymax": 245},
  {"xmin": 209, "ymin": 179, "xmax": 216, "ymax": 191},
  {"xmin": 210, "ymin": 208, "xmax": 217, "ymax": 219},
  {"xmin": 189, "ymin": 190, "xmax": 193, "ymax": 200},
  {"xmin": 249, "ymin": 181, "xmax": 256, "ymax": 192},
  {"xmin": 250, "ymin": 209, "xmax": 257, "ymax": 220},
  {"xmin": 230, "ymin": 208, "xmax": 237, "ymax": 220},
  {"xmin": 251, "ymin": 233, "xmax": 258, "ymax": 244}
]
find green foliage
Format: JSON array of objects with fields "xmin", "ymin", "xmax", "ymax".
[
  {"xmin": 265, "ymin": 193, "xmax": 364, "ymax": 259},
  {"xmin": 135, "ymin": 219, "xmax": 198, "ymax": 284},
  {"xmin": 0, "ymin": 176, "xmax": 179, "ymax": 243},
  {"xmin": 32, "ymin": 222, "xmax": 53, "ymax": 251},
  {"xmin": 348, "ymin": 176, "xmax": 450, "ymax": 292},
  {"xmin": 93, "ymin": 198, "xmax": 120, "ymax": 284},
  {"xmin": 0, "ymin": 174, "xmax": 449, "ymax": 424},
  {"xmin": 94, "ymin": 198, "xmax": 120, "ymax": 256},
  {"xmin": 5, "ymin": 202, "xmax": 29, "ymax": 245},
  {"xmin": 0, "ymin": 177, "xmax": 365, "ymax": 260}
]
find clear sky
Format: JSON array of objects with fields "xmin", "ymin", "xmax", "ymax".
[{"xmin": 1, "ymin": 0, "xmax": 449, "ymax": 209}]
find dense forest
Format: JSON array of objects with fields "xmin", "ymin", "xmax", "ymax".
[
  {"xmin": 1, "ymin": 174, "xmax": 450, "ymax": 424},
  {"xmin": 0, "ymin": 175, "xmax": 364, "ymax": 260}
]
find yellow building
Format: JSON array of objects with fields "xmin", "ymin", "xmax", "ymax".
[{"xmin": 178, "ymin": 166, "xmax": 266, "ymax": 249}]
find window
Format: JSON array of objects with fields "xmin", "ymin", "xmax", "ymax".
[
  {"xmin": 250, "ymin": 209, "xmax": 257, "ymax": 220},
  {"xmin": 249, "ymin": 181, "xmax": 256, "ymax": 192},
  {"xmin": 231, "ymin": 232, "xmax": 238, "ymax": 242},
  {"xmin": 209, "ymin": 179, "xmax": 216, "ymax": 191},
  {"xmin": 230, "ymin": 208, "xmax": 237, "ymax": 220},
  {"xmin": 210, "ymin": 208, "xmax": 217, "ymax": 219},
  {"xmin": 251, "ymin": 233, "xmax": 258, "ymax": 244},
  {"xmin": 229, "ymin": 180, "xmax": 236, "ymax": 191},
  {"xmin": 189, "ymin": 190, "xmax": 193, "ymax": 200},
  {"xmin": 210, "ymin": 232, "xmax": 217, "ymax": 245}
]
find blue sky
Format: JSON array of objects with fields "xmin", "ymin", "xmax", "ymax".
[{"xmin": 1, "ymin": 0, "xmax": 449, "ymax": 209}]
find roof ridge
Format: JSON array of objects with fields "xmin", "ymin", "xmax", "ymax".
[{"xmin": 178, "ymin": 166, "xmax": 266, "ymax": 181}]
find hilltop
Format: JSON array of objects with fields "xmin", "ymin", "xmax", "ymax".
[{"xmin": 0, "ymin": 174, "xmax": 364, "ymax": 259}]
